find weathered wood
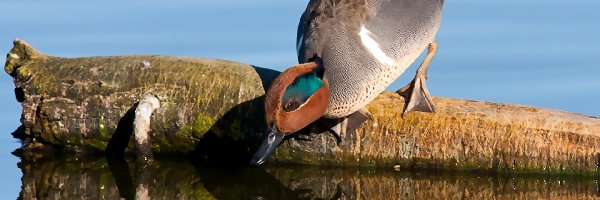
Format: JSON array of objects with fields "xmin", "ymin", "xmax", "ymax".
[
  {"xmin": 133, "ymin": 93, "xmax": 161, "ymax": 163},
  {"xmin": 5, "ymin": 39, "xmax": 600, "ymax": 174}
]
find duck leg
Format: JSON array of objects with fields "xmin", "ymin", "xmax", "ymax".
[
  {"xmin": 397, "ymin": 40, "xmax": 438, "ymax": 116},
  {"xmin": 320, "ymin": 108, "xmax": 372, "ymax": 143}
]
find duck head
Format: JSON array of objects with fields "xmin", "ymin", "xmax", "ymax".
[{"xmin": 250, "ymin": 62, "xmax": 329, "ymax": 165}]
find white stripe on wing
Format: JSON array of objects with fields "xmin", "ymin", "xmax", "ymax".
[{"xmin": 358, "ymin": 25, "xmax": 395, "ymax": 66}]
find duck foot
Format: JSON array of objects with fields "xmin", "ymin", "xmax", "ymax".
[
  {"xmin": 397, "ymin": 74, "xmax": 436, "ymax": 116},
  {"xmin": 397, "ymin": 40, "xmax": 438, "ymax": 116},
  {"xmin": 319, "ymin": 108, "xmax": 372, "ymax": 143}
]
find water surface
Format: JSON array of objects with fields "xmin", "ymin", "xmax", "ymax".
[{"xmin": 17, "ymin": 154, "xmax": 600, "ymax": 199}]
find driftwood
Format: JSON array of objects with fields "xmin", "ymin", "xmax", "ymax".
[{"xmin": 5, "ymin": 39, "xmax": 600, "ymax": 174}]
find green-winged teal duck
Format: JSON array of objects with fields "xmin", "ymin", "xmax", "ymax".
[{"xmin": 251, "ymin": 0, "xmax": 444, "ymax": 165}]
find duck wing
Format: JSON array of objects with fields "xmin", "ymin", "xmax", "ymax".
[{"xmin": 297, "ymin": 0, "xmax": 369, "ymax": 63}]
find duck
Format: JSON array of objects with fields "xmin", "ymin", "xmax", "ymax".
[{"xmin": 250, "ymin": 0, "xmax": 444, "ymax": 165}]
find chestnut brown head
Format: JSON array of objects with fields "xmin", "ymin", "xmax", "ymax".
[{"xmin": 250, "ymin": 62, "xmax": 329, "ymax": 165}]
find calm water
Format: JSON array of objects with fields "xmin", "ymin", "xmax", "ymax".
[
  {"xmin": 16, "ymin": 154, "xmax": 600, "ymax": 199},
  {"xmin": 1, "ymin": 1, "xmax": 600, "ymax": 199}
]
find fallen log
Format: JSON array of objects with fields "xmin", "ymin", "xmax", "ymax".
[{"xmin": 5, "ymin": 39, "xmax": 600, "ymax": 174}]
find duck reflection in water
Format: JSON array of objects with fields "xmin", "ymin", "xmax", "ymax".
[{"xmin": 105, "ymin": 156, "xmax": 323, "ymax": 200}]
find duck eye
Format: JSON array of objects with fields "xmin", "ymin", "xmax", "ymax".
[{"xmin": 283, "ymin": 100, "xmax": 301, "ymax": 112}]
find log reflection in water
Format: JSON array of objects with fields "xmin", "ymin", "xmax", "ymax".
[
  {"xmin": 17, "ymin": 154, "xmax": 600, "ymax": 199},
  {"xmin": 18, "ymin": 154, "xmax": 213, "ymax": 200},
  {"xmin": 269, "ymin": 167, "xmax": 600, "ymax": 199}
]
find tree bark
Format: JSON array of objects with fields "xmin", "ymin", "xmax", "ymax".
[{"xmin": 5, "ymin": 39, "xmax": 600, "ymax": 174}]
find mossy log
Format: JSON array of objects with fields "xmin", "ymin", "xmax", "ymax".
[{"xmin": 5, "ymin": 39, "xmax": 600, "ymax": 174}]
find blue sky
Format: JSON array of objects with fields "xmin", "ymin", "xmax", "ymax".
[{"xmin": 0, "ymin": 0, "xmax": 599, "ymax": 198}]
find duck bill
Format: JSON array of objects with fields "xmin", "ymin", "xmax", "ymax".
[{"xmin": 250, "ymin": 126, "xmax": 286, "ymax": 166}]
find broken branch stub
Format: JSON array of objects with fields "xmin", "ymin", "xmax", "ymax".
[
  {"xmin": 134, "ymin": 93, "xmax": 161, "ymax": 163},
  {"xmin": 5, "ymin": 39, "xmax": 600, "ymax": 175}
]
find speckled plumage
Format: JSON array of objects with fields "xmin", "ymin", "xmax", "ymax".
[{"xmin": 297, "ymin": 0, "xmax": 444, "ymax": 118}]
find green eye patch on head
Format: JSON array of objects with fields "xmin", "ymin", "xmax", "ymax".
[{"xmin": 282, "ymin": 72, "xmax": 324, "ymax": 112}]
